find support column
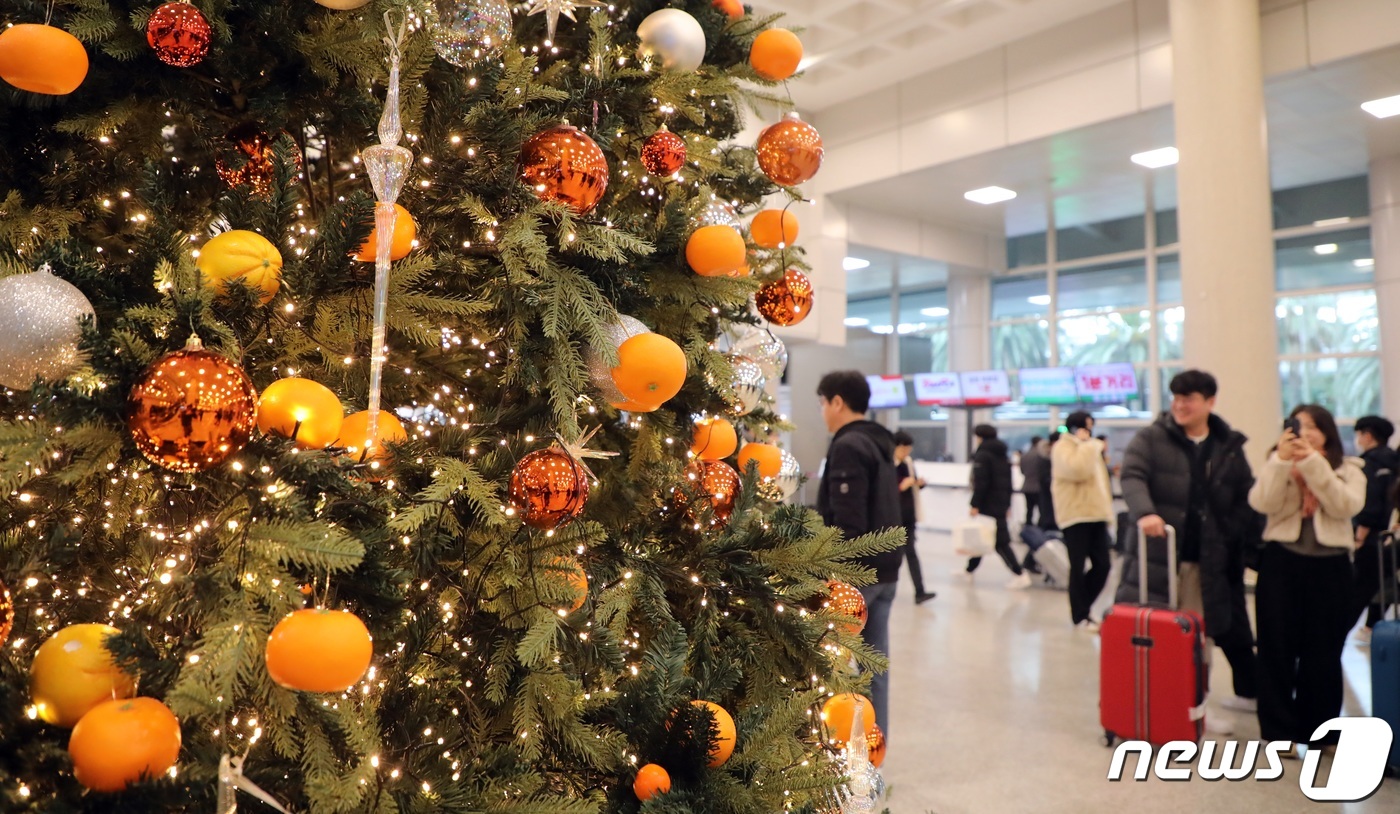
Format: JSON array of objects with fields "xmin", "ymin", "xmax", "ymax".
[
  {"xmin": 1370, "ymin": 156, "xmax": 1400, "ymax": 417},
  {"xmin": 1170, "ymin": 0, "xmax": 1279, "ymax": 465},
  {"xmin": 948, "ymin": 268, "xmax": 990, "ymax": 462}
]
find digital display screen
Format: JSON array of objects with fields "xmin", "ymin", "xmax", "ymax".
[
  {"xmin": 1075, "ymin": 363, "xmax": 1139, "ymax": 403},
  {"xmin": 1018, "ymin": 367, "xmax": 1078, "ymax": 405},
  {"xmin": 958, "ymin": 370, "xmax": 1011, "ymax": 406},
  {"xmin": 912, "ymin": 373, "xmax": 963, "ymax": 406},
  {"xmin": 865, "ymin": 375, "xmax": 909, "ymax": 409}
]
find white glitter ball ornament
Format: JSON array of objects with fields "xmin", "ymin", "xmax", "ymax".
[{"xmin": 0, "ymin": 265, "xmax": 94, "ymax": 389}]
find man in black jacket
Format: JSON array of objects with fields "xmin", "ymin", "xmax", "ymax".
[
  {"xmin": 1118, "ymin": 370, "xmax": 1257, "ymax": 732},
  {"xmin": 816, "ymin": 371, "xmax": 904, "ymax": 732},
  {"xmin": 965, "ymin": 424, "xmax": 1031, "ymax": 589},
  {"xmin": 1020, "ymin": 436, "xmax": 1046, "ymax": 527},
  {"xmin": 1351, "ymin": 415, "xmax": 1397, "ymax": 643}
]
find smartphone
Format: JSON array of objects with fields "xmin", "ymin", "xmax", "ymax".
[{"xmin": 1283, "ymin": 416, "xmax": 1301, "ymax": 436}]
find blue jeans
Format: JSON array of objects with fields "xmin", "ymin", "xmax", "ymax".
[{"xmin": 858, "ymin": 581, "xmax": 897, "ymax": 736}]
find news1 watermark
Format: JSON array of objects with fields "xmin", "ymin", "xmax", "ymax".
[{"xmin": 1107, "ymin": 717, "xmax": 1395, "ymax": 802}]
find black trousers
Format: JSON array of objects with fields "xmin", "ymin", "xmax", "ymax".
[
  {"xmin": 966, "ymin": 514, "xmax": 1022, "ymax": 576},
  {"xmin": 1023, "ymin": 493, "xmax": 1040, "ymax": 527},
  {"xmin": 902, "ymin": 522, "xmax": 927, "ymax": 595},
  {"xmin": 1255, "ymin": 544, "xmax": 1354, "ymax": 745},
  {"xmin": 1063, "ymin": 521, "xmax": 1110, "ymax": 624},
  {"xmin": 1353, "ymin": 532, "xmax": 1397, "ymax": 628}
]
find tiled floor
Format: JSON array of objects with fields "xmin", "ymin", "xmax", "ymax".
[{"xmin": 877, "ymin": 529, "xmax": 1400, "ymax": 814}]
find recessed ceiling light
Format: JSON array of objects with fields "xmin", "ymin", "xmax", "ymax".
[
  {"xmin": 1362, "ymin": 94, "xmax": 1400, "ymax": 118},
  {"xmin": 1130, "ymin": 147, "xmax": 1179, "ymax": 168},
  {"xmin": 843, "ymin": 317, "xmax": 870, "ymax": 327},
  {"xmin": 921, "ymin": 307, "xmax": 950, "ymax": 317},
  {"xmin": 964, "ymin": 186, "xmax": 1017, "ymax": 205},
  {"xmin": 1314, "ymin": 244, "xmax": 1339, "ymax": 255},
  {"xmin": 870, "ymin": 325, "xmax": 895, "ymax": 334},
  {"xmin": 1027, "ymin": 295, "xmax": 1052, "ymax": 306},
  {"xmin": 1355, "ymin": 258, "xmax": 1375, "ymax": 269},
  {"xmin": 843, "ymin": 256, "xmax": 871, "ymax": 271}
]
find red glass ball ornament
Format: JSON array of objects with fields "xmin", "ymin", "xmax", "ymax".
[
  {"xmin": 756, "ymin": 269, "xmax": 814, "ymax": 327},
  {"xmin": 756, "ymin": 112, "xmax": 824, "ymax": 187},
  {"xmin": 686, "ymin": 459, "xmax": 741, "ymax": 525},
  {"xmin": 517, "ymin": 125, "xmax": 610, "ymax": 215},
  {"xmin": 641, "ymin": 128, "xmax": 686, "ymax": 177},
  {"xmin": 127, "ymin": 337, "xmax": 259, "ymax": 473},
  {"xmin": 216, "ymin": 123, "xmax": 304, "ymax": 197},
  {"xmin": 147, "ymin": 2, "xmax": 212, "ymax": 68},
  {"xmin": 825, "ymin": 580, "xmax": 867, "ymax": 634},
  {"xmin": 509, "ymin": 446, "xmax": 590, "ymax": 530}
]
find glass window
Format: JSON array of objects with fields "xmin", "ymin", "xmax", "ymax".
[
  {"xmin": 1008, "ymin": 232, "xmax": 1048, "ymax": 268},
  {"xmin": 1275, "ymin": 289, "xmax": 1378, "ymax": 355},
  {"xmin": 1057, "ymin": 261, "xmax": 1148, "ymax": 314},
  {"xmin": 991, "ymin": 321, "xmax": 1050, "ymax": 369},
  {"xmin": 1156, "ymin": 209, "xmax": 1178, "ymax": 247},
  {"xmin": 1156, "ymin": 255, "xmax": 1181, "ymax": 303},
  {"xmin": 897, "ymin": 289, "xmax": 948, "ymax": 326},
  {"xmin": 1278, "ymin": 357, "xmax": 1381, "ymax": 419},
  {"xmin": 992, "ymin": 274, "xmax": 1048, "ymax": 319},
  {"xmin": 1276, "ymin": 228, "xmax": 1373, "ymax": 291},
  {"xmin": 1056, "ymin": 214, "xmax": 1146, "ymax": 262},
  {"xmin": 899, "ymin": 331, "xmax": 949, "ymax": 374},
  {"xmin": 1159, "ymin": 307, "xmax": 1184, "ymax": 361},
  {"xmin": 1272, "ymin": 176, "xmax": 1369, "ymax": 230},
  {"xmin": 845, "ymin": 296, "xmax": 891, "ymax": 333},
  {"xmin": 1057, "ymin": 312, "xmax": 1151, "ymax": 366}
]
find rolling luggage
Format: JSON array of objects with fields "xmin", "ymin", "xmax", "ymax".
[
  {"xmin": 1100, "ymin": 526, "xmax": 1207, "ymax": 746},
  {"xmin": 1114, "ymin": 511, "xmax": 1132, "ymax": 554},
  {"xmin": 1373, "ymin": 532, "xmax": 1400, "ymax": 776},
  {"xmin": 1020, "ymin": 524, "xmax": 1070, "ymax": 588}
]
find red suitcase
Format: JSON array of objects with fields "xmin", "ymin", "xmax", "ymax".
[{"xmin": 1100, "ymin": 526, "xmax": 1208, "ymax": 746}]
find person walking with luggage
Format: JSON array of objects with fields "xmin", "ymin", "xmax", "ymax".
[
  {"xmin": 1020, "ymin": 436, "xmax": 1046, "ymax": 527},
  {"xmin": 1051, "ymin": 412, "xmax": 1113, "ymax": 630},
  {"xmin": 1249, "ymin": 404, "xmax": 1365, "ymax": 755},
  {"xmin": 964, "ymin": 424, "xmax": 1032, "ymax": 589},
  {"xmin": 894, "ymin": 430, "xmax": 936, "ymax": 605},
  {"xmin": 1350, "ymin": 415, "xmax": 1397, "ymax": 645},
  {"xmin": 816, "ymin": 371, "xmax": 905, "ymax": 733}
]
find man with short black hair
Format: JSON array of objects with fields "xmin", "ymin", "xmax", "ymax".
[
  {"xmin": 1351, "ymin": 414, "xmax": 1397, "ymax": 643},
  {"xmin": 1020, "ymin": 436, "xmax": 1046, "ymax": 527},
  {"xmin": 965, "ymin": 424, "xmax": 1030, "ymax": 589},
  {"xmin": 816, "ymin": 371, "xmax": 904, "ymax": 731},
  {"xmin": 893, "ymin": 430, "xmax": 935, "ymax": 605}
]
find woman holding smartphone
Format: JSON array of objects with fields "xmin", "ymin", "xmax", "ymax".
[{"xmin": 1248, "ymin": 405, "xmax": 1366, "ymax": 755}]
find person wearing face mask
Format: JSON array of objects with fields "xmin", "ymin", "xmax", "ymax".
[
  {"xmin": 1051, "ymin": 412, "xmax": 1113, "ymax": 630},
  {"xmin": 1248, "ymin": 404, "xmax": 1366, "ymax": 756}
]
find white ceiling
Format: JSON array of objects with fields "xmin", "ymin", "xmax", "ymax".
[{"xmin": 749, "ymin": 0, "xmax": 1131, "ymax": 111}]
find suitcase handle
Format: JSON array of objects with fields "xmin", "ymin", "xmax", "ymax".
[{"xmin": 1137, "ymin": 524, "xmax": 1178, "ymax": 608}]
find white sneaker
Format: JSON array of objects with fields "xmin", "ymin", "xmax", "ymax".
[
  {"xmin": 1205, "ymin": 714, "xmax": 1235, "ymax": 736},
  {"xmin": 1220, "ymin": 695, "xmax": 1257, "ymax": 713},
  {"xmin": 1082, "ymin": 620, "xmax": 1101, "ymax": 634},
  {"xmin": 1006, "ymin": 573, "xmax": 1032, "ymax": 590},
  {"xmin": 1355, "ymin": 627, "xmax": 1372, "ymax": 646},
  {"xmin": 957, "ymin": 571, "xmax": 975, "ymax": 584}
]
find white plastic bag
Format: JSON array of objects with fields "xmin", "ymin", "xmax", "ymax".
[{"xmin": 953, "ymin": 515, "xmax": 996, "ymax": 557}]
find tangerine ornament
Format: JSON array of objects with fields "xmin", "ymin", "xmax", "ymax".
[
  {"xmin": 338, "ymin": 410, "xmax": 408, "ymax": 467},
  {"xmin": 688, "ymin": 459, "xmax": 741, "ymax": 524},
  {"xmin": 257, "ymin": 377, "xmax": 344, "ymax": 449},
  {"xmin": 750, "ymin": 28, "xmax": 803, "ymax": 81},
  {"xmin": 68, "ymin": 697, "xmax": 182, "ymax": 792},
  {"xmin": 265, "ymin": 609, "xmax": 374, "ymax": 693},
  {"xmin": 634, "ymin": 763, "xmax": 671, "ymax": 801},
  {"xmin": 756, "ymin": 112, "xmax": 824, "ymax": 187},
  {"xmin": 147, "ymin": 2, "xmax": 212, "ymax": 68},
  {"xmin": 197, "ymin": 229, "xmax": 283, "ymax": 303},
  {"xmin": 0, "ymin": 24, "xmax": 89, "ymax": 95},
  {"xmin": 686, "ymin": 225, "xmax": 747, "ymax": 277},
  {"xmin": 353, "ymin": 203, "xmax": 416, "ymax": 262},
  {"xmin": 127, "ymin": 336, "xmax": 259, "ymax": 473},
  {"xmin": 826, "ymin": 580, "xmax": 868, "ymax": 634},
  {"xmin": 756, "ymin": 269, "xmax": 814, "ymax": 327},
  {"xmin": 550, "ymin": 557, "xmax": 589, "ymax": 613},
  {"xmin": 821, "ymin": 693, "xmax": 876, "ymax": 743},
  {"xmin": 868, "ymin": 723, "xmax": 887, "ymax": 768},
  {"xmin": 612, "ymin": 333, "xmax": 687, "ymax": 409},
  {"xmin": 750, "ymin": 209, "xmax": 799, "ymax": 249},
  {"xmin": 0, "ymin": 578, "xmax": 11, "ymax": 648},
  {"xmin": 518, "ymin": 125, "xmax": 610, "ymax": 215},
  {"xmin": 509, "ymin": 447, "xmax": 590, "ymax": 530},
  {"xmin": 691, "ymin": 700, "xmax": 737, "ymax": 767},
  {"xmin": 736, "ymin": 442, "xmax": 783, "ymax": 480},
  {"xmin": 713, "ymin": 0, "xmax": 743, "ymax": 19},
  {"xmin": 29, "ymin": 624, "xmax": 136, "ymax": 728},
  {"xmin": 641, "ymin": 127, "xmax": 687, "ymax": 177},
  {"xmin": 691, "ymin": 417, "xmax": 738, "ymax": 460}
]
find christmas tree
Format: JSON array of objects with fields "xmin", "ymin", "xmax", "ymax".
[{"xmin": 0, "ymin": 1, "xmax": 899, "ymax": 811}]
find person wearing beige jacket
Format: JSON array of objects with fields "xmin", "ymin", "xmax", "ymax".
[
  {"xmin": 1247, "ymin": 404, "xmax": 1366, "ymax": 754},
  {"xmin": 1051, "ymin": 411, "xmax": 1114, "ymax": 630}
]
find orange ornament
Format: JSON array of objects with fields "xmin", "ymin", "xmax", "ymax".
[
  {"xmin": 68, "ymin": 698, "xmax": 181, "ymax": 792},
  {"xmin": 338, "ymin": 410, "xmax": 408, "ymax": 467},
  {"xmin": 518, "ymin": 125, "xmax": 610, "ymax": 215},
  {"xmin": 686, "ymin": 225, "xmax": 747, "ymax": 277},
  {"xmin": 354, "ymin": 203, "xmax": 417, "ymax": 262},
  {"xmin": 756, "ymin": 269, "xmax": 814, "ymax": 327},
  {"xmin": 0, "ymin": 578, "xmax": 11, "ymax": 649},
  {"xmin": 825, "ymin": 580, "xmax": 868, "ymax": 634},
  {"xmin": 549, "ymin": 557, "xmax": 589, "ymax": 613},
  {"xmin": 868, "ymin": 723, "xmax": 887, "ymax": 768},
  {"xmin": 736, "ymin": 442, "xmax": 782, "ymax": 479},
  {"xmin": 756, "ymin": 113, "xmax": 824, "ymax": 187},
  {"xmin": 265, "ymin": 609, "xmax": 374, "ymax": 693},
  {"xmin": 713, "ymin": 0, "xmax": 743, "ymax": 19},
  {"xmin": 821, "ymin": 693, "xmax": 876, "ymax": 743},
  {"xmin": 0, "ymin": 25, "xmax": 89, "ymax": 95},
  {"xmin": 634, "ymin": 763, "xmax": 671, "ymax": 800},
  {"xmin": 687, "ymin": 460, "xmax": 741, "ymax": 524},
  {"xmin": 750, "ymin": 209, "xmax": 799, "ymax": 249},
  {"xmin": 611, "ymin": 333, "xmax": 687, "ymax": 409},
  {"xmin": 257, "ymin": 377, "xmax": 344, "ymax": 449},
  {"xmin": 509, "ymin": 446, "xmax": 590, "ymax": 530},
  {"xmin": 691, "ymin": 417, "xmax": 738, "ymax": 460},
  {"xmin": 691, "ymin": 700, "xmax": 737, "ymax": 767},
  {"xmin": 750, "ymin": 29, "xmax": 803, "ymax": 81}
]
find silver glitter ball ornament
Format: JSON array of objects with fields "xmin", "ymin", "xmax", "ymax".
[
  {"xmin": 691, "ymin": 200, "xmax": 741, "ymax": 232},
  {"xmin": 773, "ymin": 449, "xmax": 801, "ymax": 501},
  {"xmin": 731, "ymin": 330, "xmax": 787, "ymax": 381},
  {"xmin": 0, "ymin": 266, "xmax": 94, "ymax": 390},
  {"xmin": 725, "ymin": 353, "xmax": 766, "ymax": 417},
  {"xmin": 426, "ymin": 0, "xmax": 512, "ymax": 67},
  {"xmin": 584, "ymin": 315, "xmax": 650, "ymax": 405}
]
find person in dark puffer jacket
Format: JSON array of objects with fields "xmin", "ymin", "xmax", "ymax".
[
  {"xmin": 964, "ymin": 424, "xmax": 1031, "ymax": 589},
  {"xmin": 1349, "ymin": 415, "xmax": 1398, "ymax": 644}
]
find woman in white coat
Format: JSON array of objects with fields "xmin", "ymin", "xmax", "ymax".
[{"xmin": 1247, "ymin": 404, "xmax": 1366, "ymax": 754}]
